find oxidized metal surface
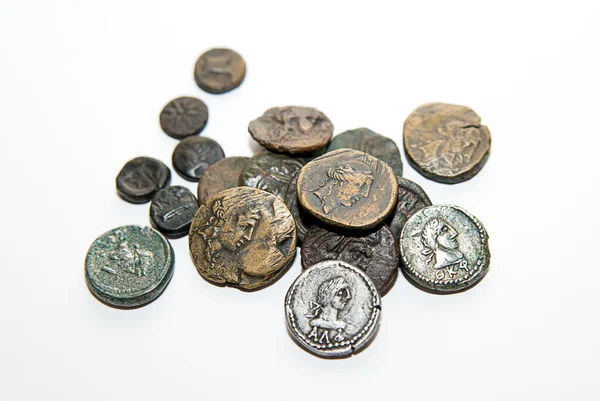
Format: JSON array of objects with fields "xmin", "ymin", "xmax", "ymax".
[
  {"xmin": 172, "ymin": 136, "xmax": 225, "ymax": 182},
  {"xmin": 150, "ymin": 186, "xmax": 199, "ymax": 239},
  {"xmin": 248, "ymin": 106, "xmax": 333, "ymax": 154},
  {"xmin": 301, "ymin": 225, "xmax": 398, "ymax": 296},
  {"xmin": 194, "ymin": 48, "xmax": 246, "ymax": 94},
  {"xmin": 388, "ymin": 177, "xmax": 432, "ymax": 241},
  {"xmin": 116, "ymin": 156, "xmax": 171, "ymax": 204},
  {"xmin": 241, "ymin": 150, "xmax": 305, "ymax": 199},
  {"xmin": 285, "ymin": 260, "xmax": 381, "ymax": 358},
  {"xmin": 85, "ymin": 225, "xmax": 174, "ymax": 308},
  {"xmin": 189, "ymin": 187, "xmax": 297, "ymax": 291},
  {"xmin": 400, "ymin": 205, "xmax": 490, "ymax": 293},
  {"xmin": 404, "ymin": 103, "xmax": 491, "ymax": 184},
  {"xmin": 283, "ymin": 172, "xmax": 314, "ymax": 244},
  {"xmin": 159, "ymin": 96, "xmax": 208, "ymax": 140},
  {"xmin": 327, "ymin": 127, "xmax": 403, "ymax": 177},
  {"xmin": 197, "ymin": 156, "xmax": 249, "ymax": 204},
  {"xmin": 297, "ymin": 149, "xmax": 398, "ymax": 230}
]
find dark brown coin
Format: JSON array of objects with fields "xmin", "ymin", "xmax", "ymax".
[
  {"xmin": 283, "ymin": 172, "xmax": 315, "ymax": 244},
  {"xmin": 150, "ymin": 186, "xmax": 199, "ymax": 239},
  {"xmin": 189, "ymin": 187, "xmax": 297, "ymax": 291},
  {"xmin": 297, "ymin": 149, "xmax": 398, "ymax": 230},
  {"xmin": 301, "ymin": 225, "xmax": 398, "ymax": 296},
  {"xmin": 388, "ymin": 177, "xmax": 432, "ymax": 241},
  {"xmin": 404, "ymin": 103, "xmax": 491, "ymax": 184},
  {"xmin": 194, "ymin": 48, "xmax": 246, "ymax": 94},
  {"xmin": 197, "ymin": 156, "xmax": 250, "ymax": 204},
  {"xmin": 172, "ymin": 136, "xmax": 225, "ymax": 182},
  {"xmin": 159, "ymin": 96, "xmax": 208, "ymax": 140},
  {"xmin": 241, "ymin": 150, "xmax": 305, "ymax": 199},
  {"xmin": 248, "ymin": 106, "xmax": 333, "ymax": 154},
  {"xmin": 116, "ymin": 157, "xmax": 171, "ymax": 204}
]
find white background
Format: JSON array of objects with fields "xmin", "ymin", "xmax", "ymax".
[{"xmin": 1, "ymin": 1, "xmax": 599, "ymax": 400}]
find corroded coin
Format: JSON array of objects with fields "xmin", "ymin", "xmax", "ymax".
[
  {"xmin": 400, "ymin": 205, "xmax": 490, "ymax": 293},
  {"xmin": 197, "ymin": 156, "xmax": 249, "ymax": 204},
  {"xmin": 248, "ymin": 106, "xmax": 333, "ymax": 154},
  {"xmin": 172, "ymin": 136, "xmax": 225, "ymax": 182},
  {"xmin": 150, "ymin": 186, "xmax": 199, "ymax": 239},
  {"xmin": 297, "ymin": 149, "xmax": 398, "ymax": 230},
  {"xmin": 85, "ymin": 225, "xmax": 174, "ymax": 308},
  {"xmin": 404, "ymin": 103, "xmax": 491, "ymax": 184},
  {"xmin": 283, "ymin": 172, "xmax": 315, "ymax": 244},
  {"xmin": 388, "ymin": 177, "xmax": 432, "ymax": 241},
  {"xmin": 194, "ymin": 48, "xmax": 246, "ymax": 94},
  {"xmin": 189, "ymin": 187, "xmax": 297, "ymax": 291},
  {"xmin": 116, "ymin": 156, "xmax": 171, "ymax": 204},
  {"xmin": 327, "ymin": 127, "xmax": 403, "ymax": 177},
  {"xmin": 241, "ymin": 150, "xmax": 305, "ymax": 199},
  {"xmin": 285, "ymin": 260, "xmax": 381, "ymax": 358},
  {"xmin": 159, "ymin": 96, "xmax": 208, "ymax": 140}
]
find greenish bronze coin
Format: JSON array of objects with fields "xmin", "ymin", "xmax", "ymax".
[
  {"xmin": 197, "ymin": 156, "xmax": 249, "ymax": 205},
  {"xmin": 241, "ymin": 149, "xmax": 305, "ymax": 199}
]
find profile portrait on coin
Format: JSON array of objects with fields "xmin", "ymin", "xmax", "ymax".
[
  {"xmin": 307, "ymin": 277, "xmax": 351, "ymax": 332},
  {"xmin": 313, "ymin": 165, "xmax": 375, "ymax": 215},
  {"xmin": 420, "ymin": 217, "xmax": 466, "ymax": 278}
]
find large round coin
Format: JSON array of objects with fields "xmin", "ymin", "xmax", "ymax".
[
  {"xmin": 388, "ymin": 177, "xmax": 432, "ymax": 241},
  {"xmin": 404, "ymin": 103, "xmax": 491, "ymax": 184},
  {"xmin": 297, "ymin": 149, "xmax": 398, "ymax": 230},
  {"xmin": 172, "ymin": 136, "xmax": 225, "ymax": 182},
  {"xmin": 189, "ymin": 187, "xmax": 297, "ymax": 291},
  {"xmin": 159, "ymin": 96, "xmax": 208, "ymax": 140},
  {"xmin": 400, "ymin": 205, "xmax": 490, "ymax": 293},
  {"xmin": 283, "ymin": 172, "xmax": 315, "ymax": 244},
  {"xmin": 116, "ymin": 157, "xmax": 171, "ymax": 204},
  {"xmin": 150, "ymin": 186, "xmax": 199, "ymax": 239},
  {"xmin": 194, "ymin": 48, "xmax": 246, "ymax": 94},
  {"xmin": 241, "ymin": 150, "xmax": 305, "ymax": 199},
  {"xmin": 285, "ymin": 260, "xmax": 381, "ymax": 358},
  {"xmin": 197, "ymin": 156, "xmax": 249, "ymax": 204},
  {"xmin": 85, "ymin": 225, "xmax": 174, "ymax": 308}
]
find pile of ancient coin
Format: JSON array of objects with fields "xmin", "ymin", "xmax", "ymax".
[{"xmin": 85, "ymin": 48, "xmax": 492, "ymax": 359}]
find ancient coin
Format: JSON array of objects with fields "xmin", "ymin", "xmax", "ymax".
[
  {"xmin": 301, "ymin": 225, "xmax": 398, "ymax": 296},
  {"xmin": 283, "ymin": 172, "xmax": 315, "ymax": 244},
  {"xmin": 403, "ymin": 103, "xmax": 491, "ymax": 184},
  {"xmin": 194, "ymin": 48, "xmax": 246, "ymax": 94},
  {"xmin": 285, "ymin": 260, "xmax": 381, "ymax": 358},
  {"xmin": 388, "ymin": 177, "xmax": 432, "ymax": 241},
  {"xmin": 172, "ymin": 136, "xmax": 225, "ymax": 182},
  {"xmin": 241, "ymin": 150, "xmax": 305, "ymax": 199},
  {"xmin": 327, "ymin": 127, "xmax": 403, "ymax": 177},
  {"xmin": 399, "ymin": 205, "xmax": 490, "ymax": 293},
  {"xmin": 85, "ymin": 225, "xmax": 174, "ymax": 308},
  {"xmin": 150, "ymin": 186, "xmax": 199, "ymax": 239},
  {"xmin": 297, "ymin": 149, "xmax": 398, "ymax": 230},
  {"xmin": 159, "ymin": 96, "xmax": 208, "ymax": 140},
  {"xmin": 197, "ymin": 156, "xmax": 249, "ymax": 204},
  {"xmin": 189, "ymin": 187, "xmax": 297, "ymax": 291},
  {"xmin": 116, "ymin": 156, "xmax": 171, "ymax": 204},
  {"xmin": 248, "ymin": 106, "xmax": 334, "ymax": 154}
]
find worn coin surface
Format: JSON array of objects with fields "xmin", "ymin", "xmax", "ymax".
[
  {"xmin": 285, "ymin": 260, "xmax": 381, "ymax": 358},
  {"xmin": 404, "ymin": 103, "xmax": 491, "ymax": 184},
  {"xmin": 116, "ymin": 157, "xmax": 171, "ymax": 204},
  {"xmin": 197, "ymin": 156, "xmax": 249, "ymax": 204},
  {"xmin": 172, "ymin": 136, "xmax": 225, "ymax": 182},
  {"xmin": 150, "ymin": 186, "xmax": 199, "ymax": 239},
  {"xmin": 85, "ymin": 225, "xmax": 174, "ymax": 308},
  {"xmin": 283, "ymin": 172, "xmax": 315, "ymax": 244},
  {"xmin": 301, "ymin": 225, "xmax": 398, "ymax": 296},
  {"xmin": 241, "ymin": 149, "xmax": 305, "ymax": 199},
  {"xmin": 327, "ymin": 127, "xmax": 403, "ymax": 177},
  {"xmin": 388, "ymin": 177, "xmax": 432, "ymax": 241},
  {"xmin": 194, "ymin": 48, "xmax": 246, "ymax": 94},
  {"xmin": 159, "ymin": 96, "xmax": 209, "ymax": 140},
  {"xmin": 189, "ymin": 187, "xmax": 297, "ymax": 291},
  {"xmin": 248, "ymin": 106, "xmax": 333, "ymax": 154},
  {"xmin": 297, "ymin": 149, "xmax": 398, "ymax": 230},
  {"xmin": 400, "ymin": 205, "xmax": 490, "ymax": 293}
]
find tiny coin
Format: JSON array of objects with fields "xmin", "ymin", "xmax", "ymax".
[
  {"xmin": 297, "ymin": 149, "xmax": 398, "ymax": 230},
  {"xmin": 404, "ymin": 103, "xmax": 491, "ymax": 184},
  {"xmin": 172, "ymin": 136, "xmax": 225, "ymax": 182},
  {"xmin": 241, "ymin": 149, "xmax": 305, "ymax": 199},
  {"xmin": 400, "ymin": 204, "xmax": 490, "ymax": 293},
  {"xmin": 85, "ymin": 225, "xmax": 174, "ymax": 308},
  {"xmin": 283, "ymin": 172, "xmax": 315, "ymax": 244},
  {"xmin": 116, "ymin": 156, "xmax": 171, "ymax": 204},
  {"xmin": 197, "ymin": 156, "xmax": 250, "ymax": 204},
  {"xmin": 194, "ymin": 48, "xmax": 246, "ymax": 94},
  {"xmin": 150, "ymin": 186, "xmax": 199, "ymax": 239},
  {"xmin": 189, "ymin": 187, "xmax": 297, "ymax": 291},
  {"xmin": 248, "ymin": 106, "xmax": 333, "ymax": 154},
  {"xmin": 327, "ymin": 127, "xmax": 403, "ymax": 177},
  {"xmin": 159, "ymin": 96, "xmax": 209, "ymax": 140},
  {"xmin": 388, "ymin": 177, "xmax": 432, "ymax": 241},
  {"xmin": 285, "ymin": 260, "xmax": 381, "ymax": 358}
]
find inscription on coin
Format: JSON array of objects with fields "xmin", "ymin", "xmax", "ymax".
[
  {"xmin": 194, "ymin": 48, "xmax": 246, "ymax": 94},
  {"xmin": 159, "ymin": 96, "xmax": 208, "ymax": 140},
  {"xmin": 197, "ymin": 156, "xmax": 249, "ymax": 204},
  {"xmin": 172, "ymin": 136, "xmax": 225, "ymax": 182},
  {"xmin": 116, "ymin": 157, "xmax": 171, "ymax": 204},
  {"xmin": 241, "ymin": 150, "xmax": 305, "ymax": 199},
  {"xmin": 388, "ymin": 177, "xmax": 432, "ymax": 240},
  {"xmin": 150, "ymin": 186, "xmax": 199, "ymax": 238}
]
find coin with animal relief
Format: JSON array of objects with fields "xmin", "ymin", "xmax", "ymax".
[
  {"xmin": 159, "ymin": 96, "xmax": 209, "ymax": 140},
  {"xmin": 150, "ymin": 186, "xmax": 199, "ymax": 238},
  {"xmin": 241, "ymin": 150, "xmax": 305, "ymax": 199},
  {"xmin": 194, "ymin": 48, "xmax": 246, "ymax": 94},
  {"xmin": 116, "ymin": 157, "xmax": 171, "ymax": 204},
  {"xmin": 172, "ymin": 136, "xmax": 225, "ymax": 182}
]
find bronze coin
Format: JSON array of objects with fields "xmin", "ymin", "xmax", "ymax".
[
  {"xmin": 283, "ymin": 172, "xmax": 315, "ymax": 244},
  {"xmin": 248, "ymin": 106, "xmax": 333, "ymax": 154},
  {"xmin": 197, "ymin": 156, "xmax": 250, "ymax": 204},
  {"xmin": 403, "ymin": 103, "xmax": 491, "ymax": 184},
  {"xmin": 297, "ymin": 149, "xmax": 398, "ymax": 230},
  {"xmin": 301, "ymin": 225, "xmax": 399, "ymax": 296},
  {"xmin": 116, "ymin": 156, "xmax": 171, "ymax": 204},
  {"xmin": 194, "ymin": 48, "xmax": 246, "ymax": 94},
  {"xmin": 172, "ymin": 136, "xmax": 225, "ymax": 182},
  {"xmin": 189, "ymin": 187, "xmax": 297, "ymax": 291},
  {"xmin": 387, "ymin": 177, "xmax": 432, "ymax": 241},
  {"xmin": 241, "ymin": 149, "xmax": 305, "ymax": 199},
  {"xmin": 159, "ymin": 96, "xmax": 208, "ymax": 140}
]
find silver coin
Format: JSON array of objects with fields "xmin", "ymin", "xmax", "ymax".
[
  {"xmin": 400, "ymin": 205, "xmax": 490, "ymax": 293},
  {"xmin": 285, "ymin": 260, "xmax": 381, "ymax": 358}
]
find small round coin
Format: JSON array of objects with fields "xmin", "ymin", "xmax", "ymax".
[
  {"xmin": 283, "ymin": 172, "xmax": 315, "ymax": 244},
  {"xmin": 297, "ymin": 149, "xmax": 398, "ymax": 230},
  {"xmin": 150, "ymin": 186, "xmax": 199, "ymax": 239},
  {"xmin": 116, "ymin": 157, "xmax": 171, "ymax": 204},
  {"xmin": 400, "ymin": 204, "xmax": 490, "ymax": 293},
  {"xmin": 85, "ymin": 225, "xmax": 174, "ymax": 308},
  {"xmin": 189, "ymin": 187, "xmax": 297, "ymax": 291},
  {"xmin": 197, "ymin": 156, "xmax": 250, "ymax": 204},
  {"xmin": 388, "ymin": 177, "xmax": 432, "ymax": 241},
  {"xmin": 194, "ymin": 48, "xmax": 246, "ymax": 94},
  {"xmin": 404, "ymin": 103, "xmax": 491, "ymax": 184},
  {"xmin": 241, "ymin": 149, "xmax": 305, "ymax": 199},
  {"xmin": 285, "ymin": 260, "xmax": 381, "ymax": 358},
  {"xmin": 159, "ymin": 96, "xmax": 209, "ymax": 139},
  {"xmin": 172, "ymin": 136, "xmax": 225, "ymax": 182}
]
